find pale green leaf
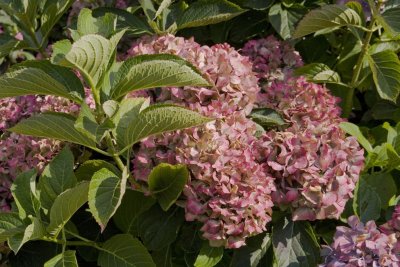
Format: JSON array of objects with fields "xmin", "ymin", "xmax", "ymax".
[
  {"xmin": 340, "ymin": 122, "xmax": 373, "ymax": 152},
  {"xmin": 268, "ymin": 4, "xmax": 306, "ymax": 40},
  {"xmin": 115, "ymin": 100, "xmax": 212, "ymax": 152},
  {"xmin": 44, "ymin": 250, "xmax": 78, "ymax": 267},
  {"xmin": 75, "ymin": 103, "xmax": 109, "ymax": 143},
  {"xmin": 98, "ymin": 234, "xmax": 155, "ymax": 267},
  {"xmin": 110, "ymin": 54, "xmax": 211, "ymax": 100},
  {"xmin": 88, "ymin": 168, "xmax": 128, "ymax": 231},
  {"xmin": 272, "ymin": 216, "xmax": 320, "ymax": 267},
  {"xmin": 9, "ymin": 112, "xmax": 97, "ymax": 149},
  {"xmin": 194, "ymin": 242, "xmax": 224, "ymax": 267},
  {"xmin": 40, "ymin": 0, "xmax": 75, "ymax": 41},
  {"xmin": 148, "ymin": 163, "xmax": 189, "ymax": 211},
  {"xmin": 0, "ymin": 213, "xmax": 24, "ymax": 243},
  {"xmin": 294, "ymin": 63, "xmax": 342, "ymax": 83},
  {"xmin": 8, "ymin": 217, "xmax": 46, "ymax": 254},
  {"xmin": 39, "ymin": 147, "xmax": 77, "ymax": 212},
  {"xmin": 47, "ymin": 182, "xmax": 89, "ymax": 237},
  {"xmin": 139, "ymin": 0, "xmax": 157, "ymax": 21},
  {"xmin": 155, "ymin": 0, "xmax": 173, "ymax": 19},
  {"xmin": 249, "ymin": 108, "xmax": 286, "ymax": 128},
  {"xmin": 11, "ymin": 169, "xmax": 40, "ymax": 219},
  {"xmin": 293, "ymin": 4, "xmax": 362, "ymax": 38},
  {"xmin": 366, "ymin": 50, "xmax": 400, "ymax": 102},
  {"xmin": 75, "ymin": 8, "xmax": 117, "ymax": 38},
  {"xmin": 177, "ymin": 0, "xmax": 245, "ymax": 30},
  {"xmin": 0, "ymin": 61, "xmax": 84, "ymax": 102}
]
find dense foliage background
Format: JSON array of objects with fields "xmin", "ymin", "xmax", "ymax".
[{"xmin": 0, "ymin": 0, "xmax": 400, "ymax": 266}]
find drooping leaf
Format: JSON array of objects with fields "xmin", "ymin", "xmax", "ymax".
[
  {"xmin": 88, "ymin": 168, "xmax": 128, "ymax": 231},
  {"xmin": 293, "ymin": 4, "xmax": 362, "ymax": 38},
  {"xmin": 340, "ymin": 122, "xmax": 373, "ymax": 152},
  {"xmin": 44, "ymin": 250, "xmax": 78, "ymax": 267},
  {"xmin": 249, "ymin": 108, "xmax": 286, "ymax": 128},
  {"xmin": 194, "ymin": 242, "xmax": 224, "ymax": 267},
  {"xmin": 137, "ymin": 206, "xmax": 184, "ymax": 251},
  {"xmin": 0, "ymin": 61, "xmax": 84, "ymax": 102},
  {"xmin": 231, "ymin": 232, "xmax": 271, "ymax": 267},
  {"xmin": 366, "ymin": 50, "xmax": 400, "ymax": 102},
  {"xmin": 0, "ymin": 213, "xmax": 24, "ymax": 243},
  {"xmin": 9, "ymin": 113, "xmax": 97, "ymax": 149},
  {"xmin": 294, "ymin": 63, "xmax": 342, "ymax": 84},
  {"xmin": 98, "ymin": 234, "xmax": 156, "ymax": 267},
  {"xmin": 272, "ymin": 216, "xmax": 320, "ymax": 267},
  {"xmin": 47, "ymin": 182, "xmax": 89, "ymax": 237},
  {"xmin": 353, "ymin": 176, "xmax": 382, "ymax": 223},
  {"xmin": 115, "ymin": 99, "xmax": 212, "ymax": 152},
  {"xmin": 11, "ymin": 169, "xmax": 40, "ymax": 219},
  {"xmin": 110, "ymin": 54, "xmax": 211, "ymax": 100},
  {"xmin": 75, "ymin": 160, "xmax": 120, "ymax": 181},
  {"xmin": 148, "ymin": 163, "xmax": 189, "ymax": 211},
  {"xmin": 8, "ymin": 217, "xmax": 46, "ymax": 254},
  {"xmin": 177, "ymin": 0, "xmax": 246, "ymax": 30},
  {"xmin": 39, "ymin": 147, "xmax": 77, "ymax": 211},
  {"xmin": 113, "ymin": 189, "xmax": 156, "ymax": 236}
]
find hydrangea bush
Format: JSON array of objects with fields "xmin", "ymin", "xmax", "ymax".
[{"xmin": 0, "ymin": 0, "xmax": 400, "ymax": 266}]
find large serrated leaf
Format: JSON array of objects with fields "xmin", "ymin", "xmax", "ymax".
[
  {"xmin": 148, "ymin": 163, "xmax": 189, "ymax": 211},
  {"xmin": 75, "ymin": 160, "xmax": 121, "ymax": 182},
  {"xmin": 268, "ymin": 3, "xmax": 306, "ymax": 40},
  {"xmin": 272, "ymin": 216, "xmax": 320, "ymax": 267},
  {"xmin": 293, "ymin": 4, "xmax": 362, "ymax": 38},
  {"xmin": 9, "ymin": 112, "xmax": 97, "ymax": 149},
  {"xmin": 8, "ymin": 217, "xmax": 46, "ymax": 254},
  {"xmin": 88, "ymin": 168, "xmax": 127, "ymax": 231},
  {"xmin": 110, "ymin": 54, "xmax": 211, "ymax": 100},
  {"xmin": 74, "ymin": 8, "xmax": 116, "ymax": 38},
  {"xmin": 294, "ymin": 63, "xmax": 342, "ymax": 84},
  {"xmin": 353, "ymin": 177, "xmax": 382, "ymax": 223},
  {"xmin": 11, "ymin": 169, "xmax": 40, "ymax": 219},
  {"xmin": 177, "ymin": 0, "xmax": 246, "ymax": 30},
  {"xmin": 47, "ymin": 182, "xmax": 89, "ymax": 237},
  {"xmin": 39, "ymin": 147, "xmax": 77, "ymax": 212},
  {"xmin": 366, "ymin": 50, "xmax": 400, "ymax": 102},
  {"xmin": 0, "ymin": 61, "xmax": 84, "ymax": 102},
  {"xmin": 98, "ymin": 234, "xmax": 155, "ymax": 267},
  {"xmin": 44, "ymin": 250, "xmax": 78, "ymax": 267},
  {"xmin": 231, "ymin": 232, "xmax": 271, "ymax": 267},
  {"xmin": 194, "ymin": 242, "xmax": 224, "ymax": 267},
  {"xmin": 115, "ymin": 99, "xmax": 212, "ymax": 152},
  {"xmin": 381, "ymin": 7, "xmax": 400, "ymax": 35}
]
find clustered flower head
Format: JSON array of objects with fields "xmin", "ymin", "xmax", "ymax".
[
  {"xmin": 129, "ymin": 34, "xmax": 275, "ymax": 248},
  {"xmin": 242, "ymin": 37, "xmax": 364, "ymax": 221},
  {"xmin": 321, "ymin": 215, "xmax": 400, "ymax": 266}
]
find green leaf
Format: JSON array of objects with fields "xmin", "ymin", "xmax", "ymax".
[
  {"xmin": 293, "ymin": 4, "xmax": 362, "ymax": 38},
  {"xmin": 0, "ymin": 61, "xmax": 84, "ymax": 102},
  {"xmin": 155, "ymin": 0, "xmax": 173, "ymax": 19},
  {"xmin": 11, "ymin": 169, "xmax": 40, "ymax": 219},
  {"xmin": 9, "ymin": 113, "xmax": 97, "ymax": 149},
  {"xmin": 113, "ymin": 189, "xmax": 156, "ymax": 236},
  {"xmin": 39, "ymin": 147, "xmax": 77, "ymax": 212},
  {"xmin": 0, "ymin": 213, "xmax": 24, "ymax": 243},
  {"xmin": 148, "ymin": 163, "xmax": 189, "ymax": 211},
  {"xmin": 47, "ymin": 182, "xmax": 89, "ymax": 237},
  {"xmin": 294, "ymin": 63, "xmax": 342, "ymax": 84},
  {"xmin": 0, "ymin": 34, "xmax": 19, "ymax": 58},
  {"xmin": 177, "ymin": 0, "xmax": 246, "ymax": 30},
  {"xmin": 268, "ymin": 4, "xmax": 306, "ymax": 40},
  {"xmin": 353, "ymin": 176, "xmax": 382, "ymax": 223},
  {"xmin": 194, "ymin": 242, "xmax": 224, "ymax": 267},
  {"xmin": 362, "ymin": 173, "xmax": 397, "ymax": 210},
  {"xmin": 137, "ymin": 206, "xmax": 184, "ymax": 251},
  {"xmin": 75, "ymin": 160, "xmax": 120, "ymax": 182},
  {"xmin": 366, "ymin": 50, "xmax": 400, "ymax": 102},
  {"xmin": 40, "ymin": 0, "xmax": 75, "ymax": 42},
  {"xmin": 55, "ymin": 32, "xmax": 124, "ymax": 87},
  {"xmin": 88, "ymin": 168, "xmax": 128, "ymax": 231},
  {"xmin": 115, "ymin": 99, "xmax": 212, "ymax": 151},
  {"xmin": 98, "ymin": 234, "xmax": 155, "ymax": 267},
  {"xmin": 110, "ymin": 54, "xmax": 211, "ymax": 100},
  {"xmin": 8, "ymin": 217, "xmax": 46, "ymax": 254},
  {"xmin": 44, "ymin": 250, "xmax": 78, "ymax": 267},
  {"xmin": 272, "ymin": 216, "xmax": 320, "ymax": 267},
  {"xmin": 139, "ymin": 0, "xmax": 157, "ymax": 21},
  {"xmin": 75, "ymin": 103, "xmax": 109, "ymax": 143},
  {"xmin": 231, "ymin": 233, "xmax": 271, "ymax": 267},
  {"xmin": 74, "ymin": 8, "xmax": 117, "ymax": 38},
  {"xmin": 152, "ymin": 246, "xmax": 173, "ymax": 267},
  {"xmin": 340, "ymin": 122, "xmax": 373, "ymax": 153},
  {"xmin": 381, "ymin": 7, "xmax": 400, "ymax": 36},
  {"xmin": 249, "ymin": 108, "xmax": 286, "ymax": 128}
]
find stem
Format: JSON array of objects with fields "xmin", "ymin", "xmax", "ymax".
[
  {"xmin": 40, "ymin": 237, "xmax": 100, "ymax": 248},
  {"xmin": 105, "ymin": 133, "xmax": 125, "ymax": 172},
  {"xmin": 342, "ymin": 9, "xmax": 378, "ymax": 117}
]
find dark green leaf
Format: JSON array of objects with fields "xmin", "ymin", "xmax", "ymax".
[
  {"xmin": 11, "ymin": 169, "xmax": 39, "ymax": 219},
  {"xmin": 75, "ymin": 160, "xmax": 120, "ymax": 181},
  {"xmin": 75, "ymin": 103, "xmax": 109, "ymax": 143},
  {"xmin": 231, "ymin": 232, "xmax": 271, "ymax": 267},
  {"xmin": 353, "ymin": 176, "xmax": 382, "ymax": 223},
  {"xmin": 8, "ymin": 217, "xmax": 46, "ymax": 254},
  {"xmin": 294, "ymin": 63, "xmax": 342, "ymax": 83},
  {"xmin": 0, "ymin": 213, "xmax": 24, "ymax": 243},
  {"xmin": 44, "ymin": 250, "xmax": 78, "ymax": 267},
  {"xmin": 268, "ymin": 4, "xmax": 306, "ymax": 40}
]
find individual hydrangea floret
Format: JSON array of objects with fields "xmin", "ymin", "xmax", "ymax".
[
  {"xmin": 129, "ymin": 35, "xmax": 275, "ymax": 248},
  {"xmin": 321, "ymin": 215, "xmax": 400, "ymax": 266}
]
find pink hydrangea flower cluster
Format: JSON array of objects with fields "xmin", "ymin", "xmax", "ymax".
[
  {"xmin": 321, "ymin": 215, "xmax": 400, "ymax": 266},
  {"xmin": 128, "ymin": 34, "xmax": 275, "ymax": 248},
  {"xmin": 242, "ymin": 37, "xmax": 364, "ymax": 221}
]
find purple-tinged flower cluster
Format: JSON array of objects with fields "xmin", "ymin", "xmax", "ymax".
[
  {"xmin": 321, "ymin": 216, "xmax": 400, "ymax": 266},
  {"xmin": 128, "ymin": 35, "xmax": 275, "ymax": 248},
  {"xmin": 242, "ymin": 37, "xmax": 364, "ymax": 220}
]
